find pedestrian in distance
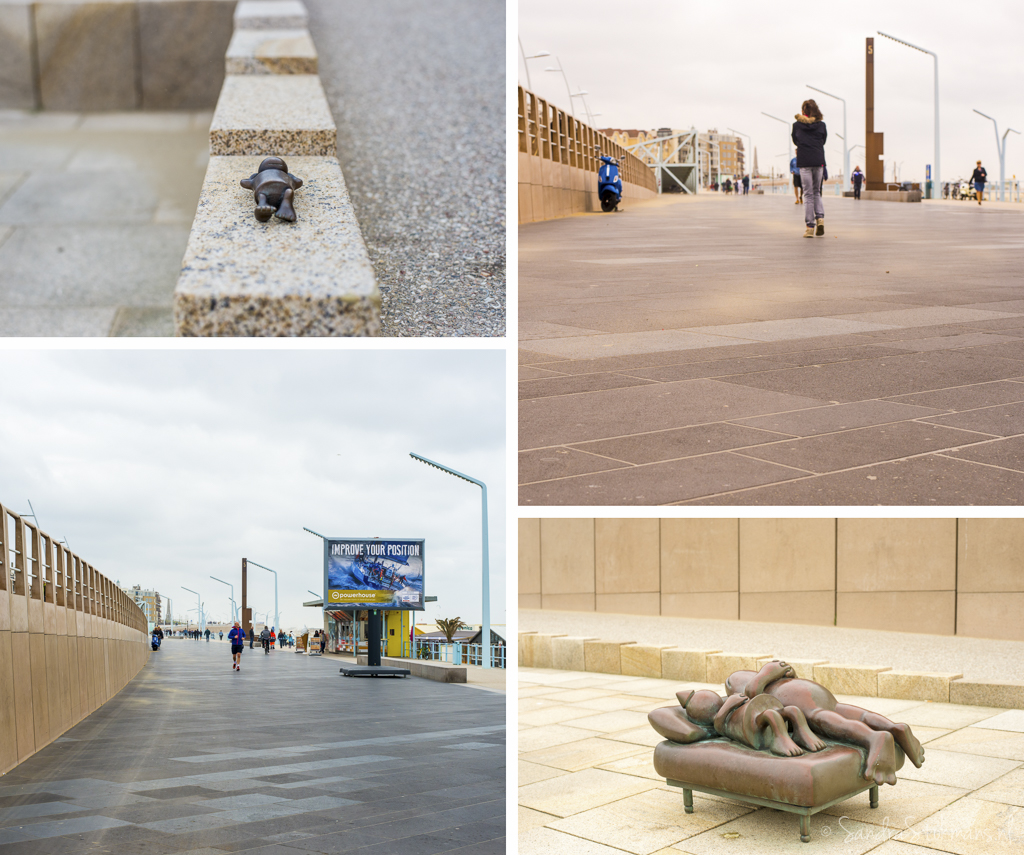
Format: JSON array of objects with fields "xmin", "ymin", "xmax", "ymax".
[
  {"xmin": 972, "ymin": 160, "xmax": 987, "ymax": 205},
  {"xmin": 219, "ymin": 630, "xmax": 224, "ymax": 641},
  {"xmin": 790, "ymin": 155, "xmax": 802, "ymax": 204},
  {"xmin": 743, "ymin": 174, "xmax": 750, "ymax": 195},
  {"xmin": 205, "ymin": 628, "xmax": 211, "ymax": 642},
  {"xmin": 852, "ymin": 165, "xmax": 864, "ymax": 200},
  {"xmin": 248, "ymin": 625, "xmax": 254, "ymax": 649},
  {"xmin": 260, "ymin": 625, "xmax": 271, "ymax": 654},
  {"xmin": 270, "ymin": 629, "xmax": 276, "ymax": 650},
  {"xmin": 228, "ymin": 621, "xmax": 245, "ymax": 671},
  {"xmin": 792, "ymin": 100, "xmax": 827, "ymax": 237}
]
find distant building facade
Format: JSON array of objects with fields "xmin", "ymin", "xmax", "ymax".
[
  {"xmin": 120, "ymin": 585, "xmax": 161, "ymax": 624},
  {"xmin": 599, "ymin": 127, "xmax": 746, "ymax": 186}
]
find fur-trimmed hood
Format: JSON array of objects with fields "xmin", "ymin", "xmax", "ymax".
[{"xmin": 795, "ymin": 113, "xmax": 822, "ymax": 123}]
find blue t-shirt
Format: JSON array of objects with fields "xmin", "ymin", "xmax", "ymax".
[{"xmin": 228, "ymin": 628, "xmax": 245, "ymax": 645}]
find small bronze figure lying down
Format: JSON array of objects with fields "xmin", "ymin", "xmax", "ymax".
[{"xmin": 241, "ymin": 157, "xmax": 303, "ymax": 222}]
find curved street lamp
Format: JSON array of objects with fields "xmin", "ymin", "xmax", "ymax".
[
  {"xmin": 973, "ymin": 109, "xmax": 1020, "ymax": 202},
  {"xmin": 807, "ymin": 85, "xmax": 848, "ymax": 190},
  {"xmin": 247, "ymin": 560, "xmax": 278, "ymax": 633},
  {"xmin": 410, "ymin": 452, "xmax": 491, "ymax": 668}
]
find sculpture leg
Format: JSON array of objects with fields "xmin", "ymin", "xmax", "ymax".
[
  {"xmin": 799, "ymin": 814, "xmax": 810, "ymax": 843},
  {"xmin": 834, "ymin": 704, "xmax": 925, "ymax": 768},
  {"xmin": 870, "ymin": 785, "xmax": 879, "ymax": 808},
  {"xmin": 275, "ymin": 187, "xmax": 296, "ymax": 222},
  {"xmin": 254, "ymin": 192, "xmax": 275, "ymax": 222},
  {"xmin": 757, "ymin": 708, "xmax": 803, "ymax": 756},
  {"xmin": 807, "ymin": 710, "xmax": 897, "ymax": 785},
  {"xmin": 683, "ymin": 788, "xmax": 693, "ymax": 814},
  {"xmin": 782, "ymin": 706, "xmax": 826, "ymax": 752}
]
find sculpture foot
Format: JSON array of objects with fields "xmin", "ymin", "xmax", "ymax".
[
  {"xmin": 255, "ymin": 205, "xmax": 275, "ymax": 222},
  {"xmin": 771, "ymin": 735, "xmax": 804, "ymax": 757},
  {"xmin": 275, "ymin": 204, "xmax": 296, "ymax": 222},
  {"xmin": 864, "ymin": 732, "xmax": 897, "ymax": 786},
  {"xmin": 895, "ymin": 724, "xmax": 926, "ymax": 768}
]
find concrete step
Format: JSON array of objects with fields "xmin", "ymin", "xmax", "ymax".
[
  {"xmin": 226, "ymin": 28, "xmax": 318, "ymax": 75},
  {"xmin": 234, "ymin": 0, "xmax": 309, "ymax": 30}
]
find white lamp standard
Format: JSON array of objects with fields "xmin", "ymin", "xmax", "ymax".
[
  {"xmin": 210, "ymin": 575, "xmax": 237, "ymax": 622},
  {"xmin": 878, "ymin": 31, "xmax": 939, "ymax": 198},
  {"xmin": 517, "ymin": 40, "xmax": 549, "ymax": 91},
  {"xmin": 410, "ymin": 453, "xmax": 491, "ymax": 668},
  {"xmin": 247, "ymin": 560, "xmax": 278, "ymax": 634},
  {"xmin": 544, "ymin": 57, "xmax": 575, "ymax": 115},
  {"xmin": 762, "ymin": 112, "xmax": 793, "ymax": 171},
  {"xmin": 182, "ymin": 586, "xmax": 201, "ymax": 633},
  {"xmin": 973, "ymin": 109, "xmax": 1020, "ymax": 202},
  {"xmin": 807, "ymin": 85, "xmax": 847, "ymax": 191}
]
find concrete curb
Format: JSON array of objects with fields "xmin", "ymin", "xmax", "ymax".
[{"xmin": 519, "ymin": 632, "xmax": 1019, "ymax": 707}]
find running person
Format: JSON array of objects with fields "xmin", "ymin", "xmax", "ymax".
[
  {"xmin": 228, "ymin": 621, "xmax": 245, "ymax": 670},
  {"xmin": 972, "ymin": 160, "xmax": 987, "ymax": 205}
]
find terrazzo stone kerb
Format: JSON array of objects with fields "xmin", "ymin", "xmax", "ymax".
[
  {"xmin": 234, "ymin": 0, "xmax": 309, "ymax": 30},
  {"xmin": 173, "ymin": 156, "xmax": 380, "ymax": 337},
  {"xmin": 210, "ymin": 75, "xmax": 336, "ymax": 156},
  {"xmin": 225, "ymin": 28, "xmax": 318, "ymax": 75}
]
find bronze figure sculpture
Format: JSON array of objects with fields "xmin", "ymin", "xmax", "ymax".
[
  {"xmin": 649, "ymin": 660, "xmax": 927, "ymax": 842},
  {"xmin": 240, "ymin": 157, "xmax": 303, "ymax": 222}
]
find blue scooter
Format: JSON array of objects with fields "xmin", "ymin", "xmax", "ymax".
[
  {"xmin": 151, "ymin": 633, "xmax": 161, "ymax": 651},
  {"xmin": 598, "ymin": 155, "xmax": 622, "ymax": 212}
]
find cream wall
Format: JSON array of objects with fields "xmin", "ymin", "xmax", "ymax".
[
  {"xmin": 1, "ymin": 502, "xmax": 150, "ymax": 776},
  {"xmin": 519, "ymin": 518, "xmax": 1024, "ymax": 642}
]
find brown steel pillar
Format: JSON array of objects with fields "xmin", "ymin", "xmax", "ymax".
[
  {"xmin": 866, "ymin": 37, "xmax": 885, "ymax": 190},
  {"xmin": 241, "ymin": 558, "xmax": 253, "ymax": 640}
]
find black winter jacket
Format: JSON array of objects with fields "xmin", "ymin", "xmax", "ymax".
[{"xmin": 792, "ymin": 115, "xmax": 827, "ymax": 168}]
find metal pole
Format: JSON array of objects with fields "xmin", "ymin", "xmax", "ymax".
[
  {"xmin": 807, "ymin": 85, "xmax": 848, "ymax": 191},
  {"xmin": 210, "ymin": 575, "xmax": 235, "ymax": 622},
  {"xmin": 517, "ymin": 40, "xmax": 548, "ymax": 92},
  {"xmin": 878, "ymin": 32, "xmax": 939, "ymax": 198},
  {"xmin": 762, "ymin": 112, "xmax": 792, "ymax": 173},
  {"xmin": 544, "ymin": 58, "xmax": 574, "ymax": 115},
  {"xmin": 247, "ymin": 561, "xmax": 279, "ymax": 634},
  {"xmin": 182, "ymin": 586, "xmax": 200, "ymax": 635},
  {"xmin": 727, "ymin": 128, "xmax": 751, "ymax": 186},
  {"xmin": 410, "ymin": 452, "xmax": 492, "ymax": 668}
]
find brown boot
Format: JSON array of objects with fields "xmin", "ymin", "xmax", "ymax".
[
  {"xmin": 803, "ymin": 227, "xmax": 814, "ymax": 238},
  {"xmin": 815, "ymin": 218, "xmax": 824, "ymax": 236}
]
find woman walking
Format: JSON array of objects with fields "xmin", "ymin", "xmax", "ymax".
[{"xmin": 792, "ymin": 100, "xmax": 827, "ymax": 237}]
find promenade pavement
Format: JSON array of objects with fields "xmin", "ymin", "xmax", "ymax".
[
  {"xmin": 0, "ymin": 638, "xmax": 505, "ymax": 854},
  {"xmin": 520, "ymin": 193, "xmax": 1024, "ymax": 504},
  {"xmin": 307, "ymin": 0, "xmax": 505, "ymax": 337},
  {"xmin": 0, "ymin": 111, "xmax": 210, "ymax": 337},
  {"xmin": 519, "ymin": 666, "xmax": 1024, "ymax": 855}
]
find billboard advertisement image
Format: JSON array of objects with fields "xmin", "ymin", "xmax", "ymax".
[{"xmin": 324, "ymin": 538, "xmax": 425, "ymax": 610}]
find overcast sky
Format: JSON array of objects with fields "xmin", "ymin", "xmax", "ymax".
[
  {"xmin": 520, "ymin": 0, "xmax": 1024, "ymax": 184},
  {"xmin": 0, "ymin": 349, "xmax": 505, "ymax": 634}
]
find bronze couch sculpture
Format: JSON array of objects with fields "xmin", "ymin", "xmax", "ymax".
[{"xmin": 648, "ymin": 660, "xmax": 926, "ymax": 842}]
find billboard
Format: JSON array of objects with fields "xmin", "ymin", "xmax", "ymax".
[{"xmin": 324, "ymin": 538, "xmax": 425, "ymax": 610}]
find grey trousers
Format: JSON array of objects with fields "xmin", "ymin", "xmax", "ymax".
[{"xmin": 800, "ymin": 166, "xmax": 824, "ymax": 226}]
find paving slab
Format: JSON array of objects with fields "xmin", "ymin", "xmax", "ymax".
[
  {"xmin": 0, "ymin": 641, "xmax": 504, "ymax": 854},
  {"xmin": 521, "ymin": 194, "xmax": 1024, "ymax": 503}
]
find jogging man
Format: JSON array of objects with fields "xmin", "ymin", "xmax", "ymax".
[{"xmin": 228, "ymin": 621, "xmax": 245, "ymax": 671}]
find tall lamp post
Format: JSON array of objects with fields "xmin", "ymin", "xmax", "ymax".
[
  {"xmin": 410, "ymin": 453, "xmax": 491, "ymax": 668},
  {"xmin": 762, "ymin": 112, "xmax": 793, "ymax": 172},
  {"xmin": 807, "ymin": 85, "xmax": 848, "ymax": 190},
  {"xmin": 973, "ymin": 109, "xmax": 1019, "ymax": 202},
  {"xmin": 210, "ymin": 575, "xmax": 237, "ymax": 622},
  {"xmin": 878, "ymin": 31, "xmax": 939, "ymax": 198},
  {"xmin": 727, "ymin": 127, "xmax": 752, "ymax": 182},
  {"xmin": 517, "ymin": 40, "xmax": 548, "ymax": 91},
  {"xmin": 247, "ymin": 560, "xmax": 278, "ymax": 633},
  {"xmin": 182, "ymin": 586, "xmax": 201, "ymax": 633},
  {"xmin": 544, "ymin": 57, "xmax": 575, "ymax": 115}
]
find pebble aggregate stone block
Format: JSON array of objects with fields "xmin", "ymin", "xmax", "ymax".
[
  {"xmin": 621, "ymin": 644, "xmax": 673, "ymax": 678},
  {"xmin": 950, "ymin": 679, "xmax": 1024, "ymax": 709},
  {"xmin": 812, "ymin": 663, "xmax": 891, "ymax": 697},
  {"xmin": 210, "ymin": 74, "xmax": 336, "ymax": 156},
  {"xmin": 551, "ymin": 636, "xmax": 597, "ymax": 672},
  {"xmin": 877, "ymin": 670, "xmax": 963, "ymax": 704},
  {"xmin": 519, "ymin": 632, "xmax": 536, "ymax": 668},
  {"xmin": 584, "ymin": 640, "xmax": 635, "ymax": 675},
  {"xmin": 234, "ymin": 0, "xmax": 308, "ymax": 30},
  {"xmin": 174, "ymin": 156, "xmax": 379, "ymax": 337},
  {"xmin": 226, "ymin": 28, "xmax": 318, "ymax": 75},
  {"xmin": 661, "ymin": 648, "xmax": 722, "ymax": 682},
  {"xmin": 0, "ymin": 3, "xmax": 35, "ymax": 109},
  {"xmin": 35, "ymin": 0, "xmax": 139, "ymax": 111},
  {"xmin": 139, "ymin": 0, "xmax": 236, "ymax": 109},
  {"xmin": 524, "ymin": 634, "xmax": 565, "ymax": 670},
  {"xmin": 706, "ymin": 652, "xmax": 772, "ymax": 686}
]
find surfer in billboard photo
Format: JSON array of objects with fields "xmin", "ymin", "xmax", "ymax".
[{"xmin": 326, "ymin": 539, "xmax": 425, "ymax": 609}]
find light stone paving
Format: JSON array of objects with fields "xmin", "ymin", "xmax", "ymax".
[
  {"xmin": 226, "ymin": 28, "xmax": 318, "ymax": 75},
  {"xmin": 0, "ymin": 110, "xmax": 211, "ymax": 336},
  {"xmin": 519, "ymin": 667, "xmax": 1024, "ymax": 854}
]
